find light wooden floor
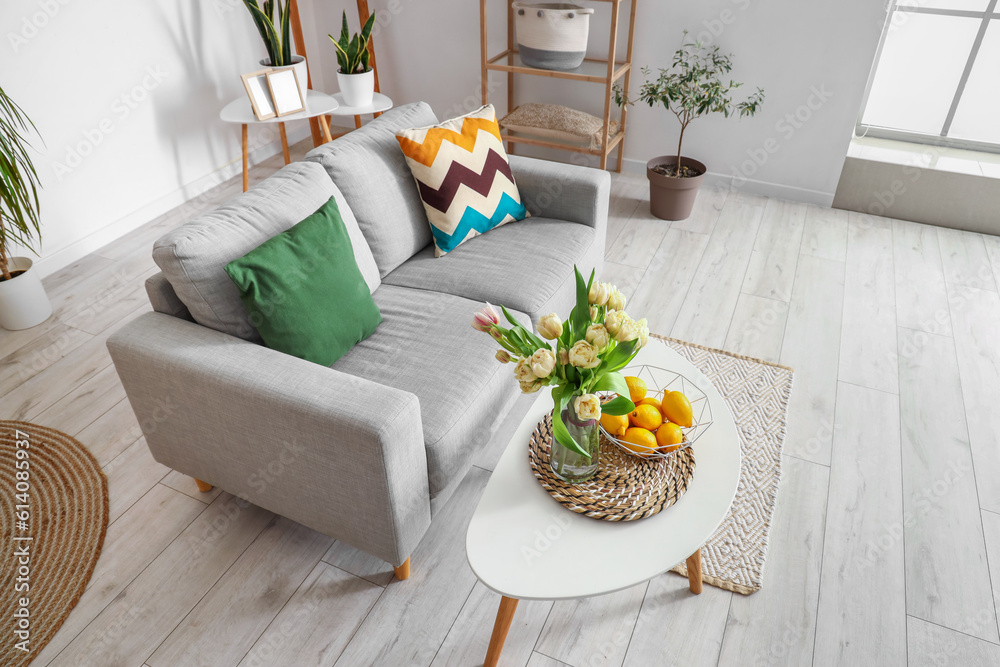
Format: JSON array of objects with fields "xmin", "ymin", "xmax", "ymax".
[{"xmin": 4, "ymin": 141, "xmax": 1000, "ymax": 666}]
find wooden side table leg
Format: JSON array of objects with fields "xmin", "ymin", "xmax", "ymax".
[
  {"xmin": 241, "ymin": 124, "xmax": 249, "ymax": 192},
  {"xmin": 318, "ymin": 114, "xmax": 334, "ymax": 144},
  {"xmin": 354, "ymin": 114, "xmax": 363, "ymax": 129},
  {"xmin": 279, "ymin": 123, "xmax": 291, "ymax": 165},
  {"xmin": 484, "ymin": 596, "xmax": 518, "ymax": 667},
  {"xmin": 686, "ymin": 549, "xmax": 703, "ymax": 595}
]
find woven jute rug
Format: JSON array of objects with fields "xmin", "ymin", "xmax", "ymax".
[
  {"xmin": 656, "ymin": 335, "xmax": 794, "ymax": 595},
  {"xmin": 0, "ymin": 421, "xmax": 109, "ymax": 665}
]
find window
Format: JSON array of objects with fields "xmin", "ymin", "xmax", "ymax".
[{"xmin": 858, "ymin": 0, "xmax": 999, "ymax": 151}]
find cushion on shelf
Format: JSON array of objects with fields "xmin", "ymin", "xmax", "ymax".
[
  {"xmin": 395, "ymin": 104, "xmax": 529, "ymax": 257},
  {"xmin": 304, "ymin": 102, "xmax": 439, "ymax": 277},
  {"xmin": 153, "ymin": 161, "xmax": 379, "ymax": 342},
  {"xmin": 224, "ymin": 196, "xmax": 382, "ymax": 366},
  {"xmin": 499, "ymin": 103, "xmax": 619, "ymax": 151}
]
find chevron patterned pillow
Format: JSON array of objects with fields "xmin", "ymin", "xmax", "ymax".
[{"xmin": 396, "ymin": 104, "xmax": 529, "ymax": 256}]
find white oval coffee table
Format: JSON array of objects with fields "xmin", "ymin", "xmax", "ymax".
[{"xmin": 466, "ymin": 337, "xmax": 741, "ymax": 666}]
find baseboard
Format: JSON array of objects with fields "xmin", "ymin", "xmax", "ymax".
[
  {"xmin": 31, "ymin": 126, "xmax": 311, "ymax": 279},
  {"xmin": 620, "ymin": 157, "xmax": 835, "ymax": 208}
]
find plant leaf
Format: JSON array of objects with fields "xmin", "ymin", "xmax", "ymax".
[
  {"xmin": 570, "ymin": 266, "xmax": 590, "ymax": 338},
  {"xmin": 592, "ymin": 371, "xmax": 628, "ymax": 397},
  {"xmin": 551, "ymin": 388, "xmax": 589, "ymax": 458},
  {"xmin": 600, "ymin": 395, "xmax": 635, "ymax": 416}
]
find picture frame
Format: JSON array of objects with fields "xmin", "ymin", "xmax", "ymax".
[
  {"xmin": 266, "ymin": 69, "xmax": 305, "ymax": 117},
  {"xmin": 240, "ymin": 70, "xmax": 276, "ymax": 121}
]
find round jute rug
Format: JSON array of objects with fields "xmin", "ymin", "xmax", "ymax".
[{"xmin": 0, "ymin": 421, "xmax": 108, "ymax": 666}]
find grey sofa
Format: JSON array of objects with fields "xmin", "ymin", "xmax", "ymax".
[{"xmin": 107, "ymin": 102, "xmax": 609, "ymax": 576}]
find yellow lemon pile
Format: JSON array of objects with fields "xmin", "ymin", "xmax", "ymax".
[{"xmin": 614, "ymin": 376, "xmax": 692, "ymax": 457}]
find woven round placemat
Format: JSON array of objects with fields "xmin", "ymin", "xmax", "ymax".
[
  {"xmin": 0, "ymin": 421, "xmax": 109, "ymax": 666},
  {"xmin": 528, "ymin": 413, "xmax": 696, "ymax": 522}
]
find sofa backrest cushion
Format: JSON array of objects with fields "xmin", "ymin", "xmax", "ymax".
[
  {"xmin": 305, "ymin": 101, "xmax": 439, "ymax": 277},
  {"xmin": 153, "ymin": 161, "xmax": 379, "ymax": 342}
]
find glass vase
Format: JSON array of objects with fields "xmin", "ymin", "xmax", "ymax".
[{"xmin": 550, "ymin": 407, "xmax": 601, "ymax": 483}]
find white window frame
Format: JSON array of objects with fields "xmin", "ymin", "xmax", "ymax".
[{"xmin": 856, "ymin": 0, "xmax": 1000, "ymax": 153}]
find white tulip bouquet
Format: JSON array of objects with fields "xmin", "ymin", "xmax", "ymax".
[{"xmin": 473, "ymin": 266, "xmax": 649, "ymax": 459}]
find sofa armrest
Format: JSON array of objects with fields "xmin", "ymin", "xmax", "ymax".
[
  {"xmin": 509, "ymin": 154, "xmax": 611, "ymax": 233},
  {"xmin": 107, "ymin": 311, "xmax": 430, "ymax": 566}
]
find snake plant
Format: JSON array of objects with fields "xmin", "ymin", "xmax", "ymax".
[
  {"xmin": 240, "ymin": 0, "xmax": 293, "ymax": 67},
  {"xmin": 0, "ymin": 85, "xmax": 42, "ymax": 282},
  {"xmin": 329, "ymin": 11, "xmax": 376, "ymax": 74}
]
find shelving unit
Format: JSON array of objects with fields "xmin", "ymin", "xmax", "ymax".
[{"xmin": 479, "ymin": 0, "xmax": 637, "ymax": 171}]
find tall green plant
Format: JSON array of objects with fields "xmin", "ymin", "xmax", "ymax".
[
  {"xmin": 0, "ymin": 86, "xmax": 42, "ymax": 282},
  {"xmin": 328, "ymin": 11, "xmax": 376, "ymax": 74},
  {"xmin": 616, "ymin": 31, "xmax": 764, "ymax": 176},
  {"xmin": 240, "ymin": 0, "xmax": 293, "ymax": 67}
]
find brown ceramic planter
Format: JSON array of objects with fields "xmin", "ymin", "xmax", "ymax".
[{"xmin": 646, "ymin": 156, "xmax": 707, "ymax": 221}]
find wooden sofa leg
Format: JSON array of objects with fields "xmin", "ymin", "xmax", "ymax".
[
  {"xmin": 394, "ymin": 557, "xmax": 411, "ymax": 581},
  {"xmin": 194, "ymin": 478, "xmax": 214, "ymax": 493}
]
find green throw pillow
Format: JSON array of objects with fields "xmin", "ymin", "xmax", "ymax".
[{"xmin": 224, "ymin": 196, "xmax": 382, "ymax": 366}]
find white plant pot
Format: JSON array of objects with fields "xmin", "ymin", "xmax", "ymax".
[
  {"xmin": 259, "ymin": 55, "xmax": 309, "ymax": 105},
  {"xmin": 337, "ymin": 70, "xmax": 375, "ymax": 108},
  {"xmin": 0, "ymin": 257, "xmax": 52, "ymax": 330}
]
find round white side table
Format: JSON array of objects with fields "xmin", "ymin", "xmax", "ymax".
[
  {"xmin": 466, "ymin": 338, "xmax": 742, "ymax": 666},
  {"xmin": 329, "ymin": 92, "xmax": 393, "ymax": 131},
  {"xmin": 220, "ymin": 90, "xmax": 339, "ymax": 192}
]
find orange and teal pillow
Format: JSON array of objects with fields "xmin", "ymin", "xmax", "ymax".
[{"xmin": 395, "ymin": 104, "xmax": 528, "ymax": 256}]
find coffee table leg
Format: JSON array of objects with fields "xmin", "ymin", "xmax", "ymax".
[
  {"xmin": 241, "ymin": 124, "xmax": 249, "ymax": 192},
  {"xmin": 484, "ymin": 595, "xmax": 518, "ymax": 667},
  {"xmin": 686, "ymin": 549, "xmax": 703, "ymax": 595}
]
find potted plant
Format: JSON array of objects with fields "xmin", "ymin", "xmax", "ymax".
[
  {"xmin": 329, "ymin": 11, "xmax": 376, "ymax": 108},
  {"xmin": 0, "ymin": 86, "xmax": 51, "ymax": 330},
  {"xmin": 240, "ymin": 0, "xmax": 309, "ymax": 102},
  {"xmin": 617, "ymin": 32, "xmax": 764, "ymax": 221}
]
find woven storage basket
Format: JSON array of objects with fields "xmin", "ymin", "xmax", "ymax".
[
  {"xmin": 528, "ymin": 412, "xmax": 696, "ymax": 522},
  {"xmin": 513, "ymin": 2, "xmax": 594, "ymax": 70}
]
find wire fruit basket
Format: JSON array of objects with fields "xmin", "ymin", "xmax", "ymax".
[{"xmin": 598, "ymin": 365, "xmax": 714, "ymax": 461}]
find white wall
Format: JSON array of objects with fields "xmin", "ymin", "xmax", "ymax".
[
  {"xmin": 2, "ymin": 0, "xmax": 331, "ymax": 278},
  {"xmin": 316, "ymin": 0, "xmax": 889, "ymax": 205},
  {"xmin": 2, "ymin": 0, "xmax": 889, "ymax": 280}
]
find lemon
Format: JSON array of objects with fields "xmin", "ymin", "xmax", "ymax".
[
  {"xmin": 656, "ymin": 422, "xmax": 684, "ymax": 452},
  {"xmin": 629, "ymin": 404, "xmax": 663, "ymax": 431},
  {"xmin": 600, "ymin": 412, "xmax": 629, "ymax": 438},
  {"xmin": 637, "ymin": 397, "xmax": 663, "ymax": 415},
  {"xmin": 624, "ymin": 376, "xmax": 647, "ymax": 404},
  {"xmin": 622, "ymin": 427, "xmax": 657, "ymax": 456},
  {"xmin": 661, "ymin": 391, "xmax": 694, "ymax": 428}
]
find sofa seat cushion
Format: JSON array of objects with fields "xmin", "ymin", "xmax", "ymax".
[
  {"xmin": 153, "ymin": 161, "xmax": 379, "ymax": 342},
  {"xmin": 305, "ymin": 102, "xmax": 440, "ymax": 278},
  {"xmin": 331, "ymin": 284, "xmax": 524, "ymax": 497},
  {"xmin": 382, "ymin": 218, "xmax": 599, "ymax": 324}
]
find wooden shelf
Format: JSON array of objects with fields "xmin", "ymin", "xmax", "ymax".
[
  {"xmin": 500, "ymin": 129, "xmax": 625, "ymax": 157},
  {"xmin": 480, "ymin": 0, "xmax": 637, "ymax": 172},
  {"xmin": 486, "ymin": 51, "xmax": 630, "ymax": 85}
]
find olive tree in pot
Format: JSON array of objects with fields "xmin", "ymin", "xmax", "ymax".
[
  {"xmin": 617, "ymin": 32, "xmax": 764, "ymax": 221},
  {"xmin": 0, "ymin": 85, "xmax": 50, "ymax": 330},
  {"xmin": 240, "ymin": 0, "xmax": 309, "ymax": 102},
  {"xmin": 329, "ymin": 11, "xmax": 376, "ymax": 108}
]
